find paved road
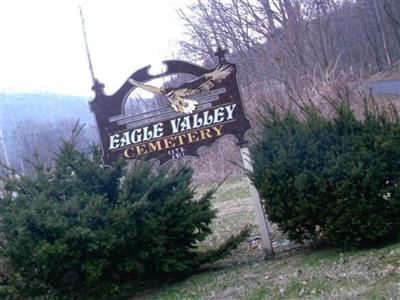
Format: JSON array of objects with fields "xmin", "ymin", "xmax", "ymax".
[{"xmin": 364, "ymin": 80, "xmax": 400, "ymax": 96}]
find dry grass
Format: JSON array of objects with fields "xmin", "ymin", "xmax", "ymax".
[{"xmin": 368, "ymin": 60, "xmax": 400, "ymax": 81}]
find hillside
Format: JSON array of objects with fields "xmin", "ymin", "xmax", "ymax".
[
  {"xmin": 0, "ymin": 93, "xmax": 94, "ymax": 173},
  {"xmin": 1, "ymin": 92, "xmax": 94, "ymax": 130},
  {"xmin": 133, "ymin": 241, "xmax": 400, "ymax": 299}
]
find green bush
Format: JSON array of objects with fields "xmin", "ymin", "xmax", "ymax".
[
  {"xmin": 0, "ymin": 138, "xmax": 248, "ymax": 299},
  {"xmin": 251, "ymin": 96, "xmax": 400, "ymax": 248}
]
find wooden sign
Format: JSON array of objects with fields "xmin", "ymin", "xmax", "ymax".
[{"xmin": 90, "ymin": 49, "xmax": 251, "ymax": 166}]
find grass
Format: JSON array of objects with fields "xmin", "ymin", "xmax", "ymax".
[
  {"xmin": 130, "ymin": 242, "xmax": 400, "ymax": 299},
  {"xmin": 195, "ymin": 177, "xmax": 251, "ymax": 203},
  {"xmin": 195, "ymin": 178, "xmax": 276, "ymax": 260},
  {"xmin": 127, "ymin": 177, "xmax": 400, "ymax": 299}
]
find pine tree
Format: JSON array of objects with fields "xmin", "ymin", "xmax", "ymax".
[
  {"xmin": 251, "ymin": 95, "xmax": 400, "ymax": 248},
  {"xmin": 0, "ymin": 136, "xmax": 248, "ymax": 298}
]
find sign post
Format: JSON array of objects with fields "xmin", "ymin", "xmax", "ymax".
[{"xmin": 240, "ymin": 147, "xmax": 274, "ymax": 257}]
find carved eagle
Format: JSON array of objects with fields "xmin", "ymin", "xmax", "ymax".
[{"xmin": 129, "ymin": 64, "xmax": 233, "ymax": 114}]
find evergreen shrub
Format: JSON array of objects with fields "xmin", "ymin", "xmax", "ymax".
[
  {"xmin": 0, "ymin": 137, "xmax": 248, "ymax": 298},
  {"xmin": 251, "ymin": 96, "xmax": 400, "ymax": 248}
]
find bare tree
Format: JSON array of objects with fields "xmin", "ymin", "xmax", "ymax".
[
  {"xmin": 10, "ymin": 119, "xmax": 95, "ymax": 177},
  {"xmin": 177, "ymin": 0, "xmax": 400, "ymax": 101}
]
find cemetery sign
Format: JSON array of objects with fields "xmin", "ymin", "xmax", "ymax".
[{"xmin": 89, "ymin": 49, "xmax": 251, "ymax": 166}]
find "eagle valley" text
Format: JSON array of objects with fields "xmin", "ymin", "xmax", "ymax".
[{"xmin": 108, "ymin": 103, "xmax": 237, "ymax": 152}]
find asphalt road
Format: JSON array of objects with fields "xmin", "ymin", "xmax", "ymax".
[{"xmin": 365, "ymin": 80, "xmax": 400, "ymax": 96}]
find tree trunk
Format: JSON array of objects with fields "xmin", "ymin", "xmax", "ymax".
[{"xmin": 373, "ymin": 0, "xmax": 393, "ymax": 66}]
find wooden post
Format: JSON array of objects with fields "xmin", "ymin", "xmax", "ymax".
[{"xmin": 240, "ymin": 147, "xmax": 274, "ymax": 257}]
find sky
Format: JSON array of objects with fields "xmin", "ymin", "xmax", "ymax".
[{"xmin": 0, "ymin": 0, "xmax": 192, "ymax": 97}]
